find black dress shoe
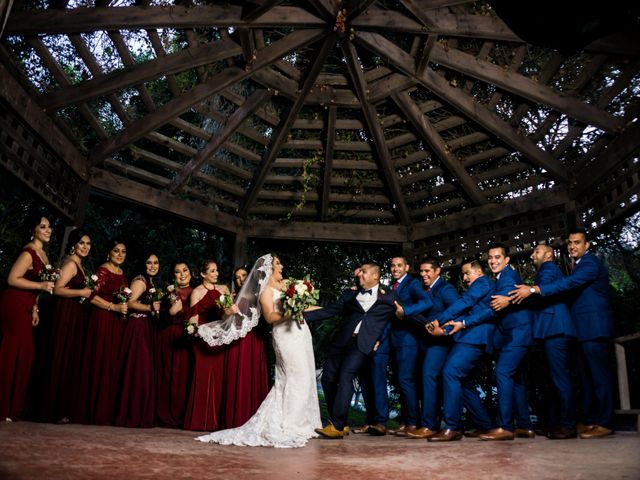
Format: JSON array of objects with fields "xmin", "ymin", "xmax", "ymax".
[
  {"xmin": 547, "ymin": 426, "xmax": 577, "ymax": 439},
  {"xmin": 428, "ymin": 429, "xmax": 463, "ymax": 442}
]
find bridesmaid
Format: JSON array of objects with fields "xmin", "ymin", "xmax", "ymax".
[
  {"xmin": 114, "ymin": 253, "xmax": 161, "ymax": 428},
  {"xmin": 43, "ymin": 228, "xmax": 92, "ymax": 424},
  {"xmin": 0, "ymin": 212, "xmax": 54, "ymax": 422},
  {"xmin": 76, "ymin": 239, "xmax": 128, "ymax": 425},
  {"xmin": 156, "ymin": 261, "xmax": 194, "ymax": 428},
  {"xmin": 221, "ymin": 265, "xmax": 269, "ymax": 428},
  {"xmin": 183, "ymin": 260, "xmax": 237, "ymax": 431}
]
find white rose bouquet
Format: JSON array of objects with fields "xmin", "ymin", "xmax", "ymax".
[{"xmin": 281, "ymin": 276, "xmax": 319, "ymax": 325}]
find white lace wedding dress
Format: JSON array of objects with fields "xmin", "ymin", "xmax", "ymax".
[{"xmin": 197, "ymin": 287, "xmax": 321, "ymax": 448}]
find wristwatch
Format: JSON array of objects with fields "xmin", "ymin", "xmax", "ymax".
[{"xmin": 529, "ymin": 287, "xmax": 536, "ymax": 294}]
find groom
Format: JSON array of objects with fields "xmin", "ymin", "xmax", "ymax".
[{"xmin": 304, "ymin": 262, "xmax": 399, "ymax": 439}]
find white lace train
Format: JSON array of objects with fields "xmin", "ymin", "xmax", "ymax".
[{"xmin": 197, "ymin": 288, "xmax": 321, "ymax": 448}]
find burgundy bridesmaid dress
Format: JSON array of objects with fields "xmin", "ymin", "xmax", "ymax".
[
  {"xmin": 76, "ymin": 266, "xmax": 127, "ymax": 425},
  {"xmin": 183, "ymin": 288, "xmax": 226, "ymax": 431},
  {"xmin": 114, "ymin": 275, "xmax": 156, "ymax": 428},
  {"xmin": 221, "ymin": 322, "xmax": 269, "ymax": 428},
  {"xmin": 0, "ymin": 248, "xmax": 43, "ymax": 421},
  {"xmin": 156, "ymin": 285, "xmax": 193, "ymax": 428},
  {"xmin": 40, "ymin": 266, "xmax": 87, "ymax": 422}
]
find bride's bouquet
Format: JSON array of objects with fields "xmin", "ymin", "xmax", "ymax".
[{"xmin": 281, "ymin": 276, "xmax": 319, "ymax": 325}]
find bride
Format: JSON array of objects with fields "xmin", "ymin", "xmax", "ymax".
[{"xmin": 196, "ymin": 254, "xmax": 321, "ymax": 448}]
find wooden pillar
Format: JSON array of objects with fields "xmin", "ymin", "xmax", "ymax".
[{"xmin": 233, "ymin": 228, "xmax": 248, "ymax": 268}]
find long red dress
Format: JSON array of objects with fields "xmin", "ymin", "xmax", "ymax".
[
  {"xmin": 221, "ymin": 323, "xmax": 269, "ymax": 428},
  {"xmin": 114, "ymin": 275, "xmax": 156, "ymax": 428},
  {"xmin": 40, "ymin": 265, "xmax": 87, "ymax": 422},
  {"xmin": 0, "ymin": 248, "xmax": 44, "ymax": 421},
  {"xmin": 183, "ymin": 288, "xmax": 226, "ymax": 431},
  {"xmin": 156, "ymin": 285, "xmax": 193, "ymax": 428},
  {"xmin": 76, "ymin": 266, "xmax": 127, "ymax": 425}
]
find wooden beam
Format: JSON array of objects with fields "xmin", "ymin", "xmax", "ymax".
[
  {"xmin": 410, "ymin": 187, "xmax": 570, "ymax": 240},
  {"xmin": 321, "ymin": 105, "xmax": 337, "ymax": 221},
  {"xmin": 89, "ymin": 28, "xmax": 325, "ymax": 165},
  {"xmin": 428, "ymin": 43, "xmax": 624, "ymax": 134},
  {"xmin": 341, "ymin": 40, "xmax": 411, "ymax": 225},
  {"xmin": 392, "ymin": 91, "xmax": 487, "ymax": 205},
  {"xmin": 43, "ymin": 37, "xmax": 243, "ymax": 111},
  {"xmin": 247, "ymin": 220, "xmax": 408, "ymax": 243},
  {"xmin": 307, "ymin": 0, "xmax": 339, "ymax": 21},
  {"xmin": 576, "ymin": 120, "xmax": 640, "ymax": 196},
  {"xmin": 89, "ymin": 168, "xmax": 242, "ymax": 234},
  {"xmin": 242, "ymin": 0, "xmax": 282, "ymax": 22},
  {"xmin": 354, "ymin": 31, "xmax": 571, "ymax": 184},
  {"xmin": 416, "ymin": 35, "xmax": 436, "ymax": 75},
  {"xmin": 5, "ymin": 5, "xmax": 325, "ymax": 34},
  {"xmin": 168, "ymin": 89, "xmax": 272, "ymax": 193},
  {"xmin": 239, "ymin": 33, "xmax": 335, "ymax": 218},
  {"xmin": 347, "ymin": 0, "xmax": 377, "ymax": 20}
]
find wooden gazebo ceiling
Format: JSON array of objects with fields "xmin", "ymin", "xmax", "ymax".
[{"xmin": 2, "ymin": 1, "xmax": 640, "ymax": 244}]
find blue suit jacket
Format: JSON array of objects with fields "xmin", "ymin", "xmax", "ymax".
[
  {"xmin": 532, "ymin": 261, "xmax": 576, "ymax": 340},
  {"xmin": 439, "ymin": 275, "xmax": 495, "ymax": 348},
  {"xmin": 410, "ymin": 278, "xmax": 460, "ymax": 345},
  {"xmin": 391, "ymin": 275, "xmax": 432, "ymax": 347},
  {"xmin": 492, "ymin": 266, "xmax": 532, "ymax": 348},
  {"xmin": 539, "ymin": 251, "xmax": 613, "ymax": 341},
  {"xmin": 304, "ymin": 287, "xmax": 398, "ymax": 354}
]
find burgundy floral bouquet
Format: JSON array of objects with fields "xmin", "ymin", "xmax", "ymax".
[
  {"xmin": 113, "ymin": 285, "xmax": 132, "ymax": 318},
  {"xmin": 146, "ymin": 286, "xmax": 164, "ymax": 317},
  {"xmin": 79, "ymin": 271, "xmax": 98, "ymax": 304},
  {"xmin": 281, "ymin": 276, "xmax": 319, "ymax": 325},
  {"xmin": 184, "ymin": 320, "xmax": 199, "ymax": 338},
  {"xmin": 39, "ymin": 264, "xmax": 60, "ymax": 294},
  {"xmin": 166, "ymin": 282, "xmax": 179, "ymax": 304}
]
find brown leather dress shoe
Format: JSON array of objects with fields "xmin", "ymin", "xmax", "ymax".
[
  {"xmin": 315, "ymin": 424, "xmax": 345, "ymax": 439},
  {"xmin": 368, "ymin": 423, "xmax": 387, "ymax": 436},
  {"xmin": 514, "ymin": 428, "xmax": 535, "ymax": 438},
  {"xmin": 351, "ymin": 424, "xmax": 370, "ymax": 434},
  {"xmin": 579, "ymin": 425, "xmax": 614, "ymax": 439},
  {"xmin": 547, "ymin": 426, "xmax": 577, "ymax": 439},
  {"xmin": 387, "ymin": 424, "xmax": 406, "ymax": 435},
  {"xmin": 576, "ymin": 423, "xmax": 596, "ymax": 434},
  {"xmin": 464, "ymin": 429, "xmax": 490, "ymax": 438},
  {"xmin": 406, "ymin": 427, "xmax": 437, "ymax": 439},
  {"xmin": 479, "ymin": 427, "xmax": 515, "ymax": 441},
  {"xmin": 395, "ymin": 425, "xmax": 418, "ymax": 437},
  {"xmin": 428, "ymin": 429, "xmax": 463, "ymax": 442}
]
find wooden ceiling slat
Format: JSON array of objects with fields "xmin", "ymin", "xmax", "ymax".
[
  {"xmin": 89, "ymin": 28, "xmax": 326, "ymax": 165},
  {"xmin": 341, "ymin": 40, "xmax": 411, "ymax": 225},
  {"xmin": 355, "ymin": 31, "xmax": 571, "ymax": 184},
  {"xmin": 393, "ymin": 90, "xmax": 487, "ymax": 205},
  {"xmin": 321, "ymin": 105, "xmax": 337, "ymax": 221}
]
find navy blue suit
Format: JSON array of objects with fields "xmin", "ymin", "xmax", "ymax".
[
  {"xmin": 533, "ymin": 261, "xmax": 576, "ymax": 428},
  {"xmin": 410, "ymin": 278, "xmax": 460, "ymax": 430},
  {"xmin": 439, "ymin": 275, "xmax": 496, "ymax": 431},
  {"xmin": 492, "ymin": 266, "xmax": 533, "ymax": 431},
  {"xmin": 390, "ymin": 275, "xmax": 432, "ymax": 426},
  {"xmin": 539, "ymin": 251, "xmax": 614, "ymax": 428},
  {"xmin": 304, "ymin": 287, "xmax": 397, "ymax": 430}
]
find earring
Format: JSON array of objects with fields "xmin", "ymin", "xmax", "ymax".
[
  {"xmin": 30, "ymin": 235, "xmax": 34, "ymax": 241},
  {"xmin": 70, "ymin": 247, "xmax": 75, "ymax": 255}
]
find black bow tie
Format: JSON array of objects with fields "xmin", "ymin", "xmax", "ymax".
[{"xmin": 359, "ymin": 288, "xmax": 373, "ymax": 295}]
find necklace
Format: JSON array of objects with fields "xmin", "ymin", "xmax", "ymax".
[{"xmin": 202, "ymin": 281, "xmax": 215, "ymax": 291}]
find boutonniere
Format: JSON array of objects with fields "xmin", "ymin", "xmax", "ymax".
[{"xmin": 379, "ymin": 288, "xmax": 386, "ymax": 296}]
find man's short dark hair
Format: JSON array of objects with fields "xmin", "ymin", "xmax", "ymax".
[
  {"xmin": 568, "ymin": 228, "xmax": 590, "ymax": 242},
  {"xmin": 487, "ymin": 242, "xmax": 509, "ymax": 256},
  {"xmin": 461, "ymin": 258, "xmax": 483, "ymax": 272},
  {"xmin": 419, "ymin": 257, "xmax": 441, "ymax": 269}
]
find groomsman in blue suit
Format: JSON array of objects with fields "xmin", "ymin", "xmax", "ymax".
[
  {"xmin": 479, "ymin": 243, "xmax": 534, "ymax": 441},
  {"xmin": 428, "ymin": 259, "xmax": 496, "ymax": 442},
  {"xmin": 305, "ymin": 262, "xmax": 399, "ymax": 439},
  {"xmin": 388, "ymin": 256, "xmax": 432, "ymax": 436},
  {"xmin": 405, "ymin": 257, "xmax": 460, "ymax": 439},
  {"xmin": 528, "ymin": 244, "xmax": 577, "ymax": 439},
  {"xmin": 511, "ymin": 229, "xmax": 615, "ymax": 439}
]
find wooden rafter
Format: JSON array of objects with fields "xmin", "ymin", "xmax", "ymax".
[
  {"xmin": 168, "ymin": 88, "xmax": 272, "ymax": 193},
  {"xmin": 346, "ymin": 0, "xmax": 377, "ymax": 20},
  {"xmin": 341, "ymin": 40, "xmax": 411, "ymax": 225},
  {"xmin": 239, "ymin": 33, "xmax": 335, "ymax": 218},
  {"xmin": 89, "ymin": 28, "xmax": 325, "ymax": 165},
  {"xmin": 321, "ymin": 106, "xmax": 337, "ymax": 221},
  {"xmin": 392, "ymin": 91, "xmax": 487, "ymax": 205},
  {"xmin": 5, "ymin": 6, "xmax": 325, "ymax": 34},
  {"xmin": 355, "ymin": 31, "xmax": 571, "ymax": 184},
  {"xmin": 307, "ymin": 0, "xmax": 340, "ymax": 21},
  {"xmin": 43, "ymin": 37, "xmax": 243, "ymax": 111},
  {"xmin": 241, "ymin": 0, "xmax": 283, "ymax": 22},
  {"xmin": 428, "ymin": 43, "xmax": 623, "ymax": 134}
]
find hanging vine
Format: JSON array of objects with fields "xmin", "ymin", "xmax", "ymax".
[{"xmin": 286, "ymin": 149, "xmax": 322, "ymax": 221}]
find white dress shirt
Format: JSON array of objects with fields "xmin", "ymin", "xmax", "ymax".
[{"xmin": 354, "ymin": 283, "xmax": 379, "ymax": 334}]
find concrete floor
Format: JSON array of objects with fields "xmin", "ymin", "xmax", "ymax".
[{"xmin": 1, "ymin": 422, "xmax": 638, "ymax": 479}]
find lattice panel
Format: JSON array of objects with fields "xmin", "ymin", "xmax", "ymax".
[
  {"xmin": 578, "ymin": 155, "xmax": 640, "ymax": 231},
  {"xmin": 410, "ymin": 206, "xmax": 570, "ymax": 267},
  {"xmin": 0, "ymin": 100, "xmax": 86, "ymax": 221}
]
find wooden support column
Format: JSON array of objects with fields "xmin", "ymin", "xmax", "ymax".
[{"xmin": 233, "ymin": 228, "xmax": 248, "ymax": 268}]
